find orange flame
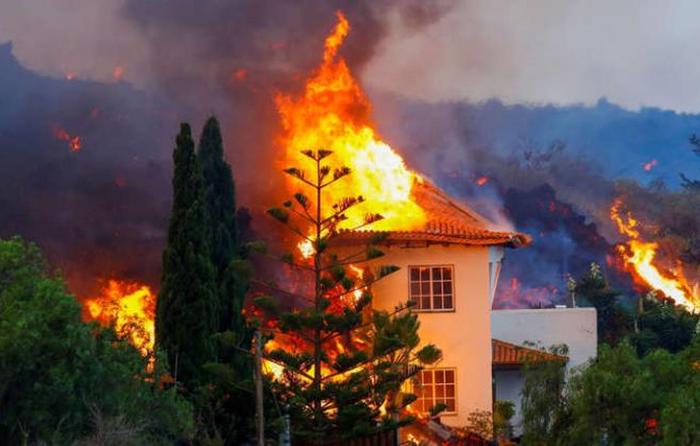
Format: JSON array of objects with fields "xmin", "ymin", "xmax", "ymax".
[
  {"xmin": 275, "ymin": 11, "xmax": 426, "ymax": 239},
  {"xmin": 610, "ymin": 199, "xmax": 698, "ymax": 311},
  {"xmin": 52, "ymin": 124, "xmax": 82, "ymax": 152},
  {"xmin": 82, "ymin": 279, "xmax": 156, "ymax": 356},
  {"xmin": 475, "ymin": 176, "xmax": 489, "ymax": 186}
]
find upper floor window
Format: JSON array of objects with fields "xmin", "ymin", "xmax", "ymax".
[
  {"xmin": 409, "ymin": 265, "xmax": 454, "ymax": 311},
  {"xmin": 413, "ymin": 368, "xmax": 457, "ymax": 414}
]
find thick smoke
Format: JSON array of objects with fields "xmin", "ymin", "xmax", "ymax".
[
  {"xmin": 119, "ymin": 0, "xmax": 457, "ymax": 210},
  {"xmin": 0, "ymin": 1, "xmax": 456, "ymax": 295},
  {"xmin": 0, "ymin": 42, "xmax": 177, "ymax": 295},
  {"xmin": 2, "ymin": 1, "xmax": 697, "ymax": 308}
]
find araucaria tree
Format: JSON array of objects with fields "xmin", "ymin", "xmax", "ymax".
[
  {"xmin": 261, "ymin": 149, "xmax": 441, "ymax": 441},
  {"xmin": 156, "ymin": 123, "xmax": 219, "ymax": 387}
]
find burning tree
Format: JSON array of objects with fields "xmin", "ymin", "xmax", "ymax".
[{"xmin": 259, "ymin": 149, "xmax": 441, "ymax": 442}]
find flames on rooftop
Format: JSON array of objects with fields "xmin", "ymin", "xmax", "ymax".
[{"xmin": 275, "ymin": 11, "xmax": 426, "ymax": 236}]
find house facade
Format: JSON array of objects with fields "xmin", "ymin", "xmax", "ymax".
[{"xmin": 343, "ymin": 181, "xmax": 529, "ymax": 428}]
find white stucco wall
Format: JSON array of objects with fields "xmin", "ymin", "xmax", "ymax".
[
  {"xmin": 491, "ymin": 308, "xmax": 597, "ymax": 435},
  {"xmin": 491, "ymin": 308, "xmax": 597, "ymax": 369},
  {"xmin": 370, "ymin": 244, "xmax": 493, "ymax": 427}
]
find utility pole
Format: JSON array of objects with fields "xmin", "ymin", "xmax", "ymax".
[
  {"xmin": 254, "ymin": 330, "xmax": 265, "ymax": 446},
  {"xmin": 279, "ymin": 405, "xmax": 291, "ymax": 446}
]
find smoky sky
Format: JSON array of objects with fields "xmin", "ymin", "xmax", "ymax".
[
  {"xmin": 5, "ymin": 1, "xmax": 700, "ymax": 113},
  {"xmin": 364, "ymin": 0, "xmax": 700, "ymax": 113},
  {"xmin": 0, "ymin": 0, "xmax": 456, "ymax": 295},
  {"xmin": 1, "ymin": 0, "xmax": 698, "ymax": 306}
]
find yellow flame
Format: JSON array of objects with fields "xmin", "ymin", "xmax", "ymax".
[
  {"xmin": 82, "ymin": 279, "xmax": 156, "ymax": 356},
  {"xmin": 610, "ymin": 199, "xmax": 698, "ymax": 312},
  {"xmin": 275, "ymin": 11, "xmax": 426, "ymax": 253}
]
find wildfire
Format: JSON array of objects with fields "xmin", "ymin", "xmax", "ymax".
[
  {"xmin": 82, "ymin": 279, "xmax": 156, "ymax": 356},
  {"xmin": 52, "ymin": 124, "xmax": 81, "ymax": 152},
  {"xmin": 610, "ymin": 199, "xmax": 698, "ymax": 311},
  {"xmin": 275, "ymin": 11, "xmax": 426, "ymax": 240}
]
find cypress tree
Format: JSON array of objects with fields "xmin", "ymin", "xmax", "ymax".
[
  {"xmin": 197, "ymin": 116, "xmax": 242, "ymax": 333},
  {"xmin": 156, "ymin": 123, "xmax": 219, "ymax": 387},
  {"xmin": 196, "ymin": 118, "xmax": 255, "ymax": 444}
]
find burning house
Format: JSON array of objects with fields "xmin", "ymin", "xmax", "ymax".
[
  {"xmin": 270, "ymin": 10, "xmax": 535, "ymax": 437},
  {"xmin": 347, "ymin": 180, "xmax": 529, "ymax": 427}
]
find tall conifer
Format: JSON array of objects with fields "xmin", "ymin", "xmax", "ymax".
[
  {"xmin": 156, "ymin": 123, "xmax": 219, "ymax": 387},
  {"xmin": 197, "ymin": 116, "xmax": 242, "ymax": 333},
  {"xmin": 260, "ymin": 149, "xmax": 442, "ymax": 441}
]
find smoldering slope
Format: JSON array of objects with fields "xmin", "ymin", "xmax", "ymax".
[
  {"xmin": 0, "ymin": 1, "xmax": 455, "ymax": 295},
  {"xmin": 371, "ymin": 93, "xmax": 700, "ymax": 307},
  {"xmin": 1, "ymin": 1, "xmax": 698, "ymax": 306}
]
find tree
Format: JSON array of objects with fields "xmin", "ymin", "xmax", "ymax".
[
  {"xmin": 260, "ymin": 149, "xmax": 441, "ymax": 442},
  {"xmin": 680, "ymin": 134, "xmax": 700, "ymax": 191},
  {"xmin": 519, "ymin": 336, "xmax": 700, "ymax": 445},
  {"xmin": 195, "ymin": 117, "xmax": 256, "ymax": 444},
  {"xmin": 0, "ymin": 236, "xmax": 193, "ymax": 445},
  {"xmin": 574, "ymin": 263, "xmax": 633, "ymax": 345},
  {"xmin": 520, "ymin": 345, "xmax": 569, "ymax": 446},
  {"xmin": 197, "ymin": 116, "xmax": 243, "ymax": 333},
  {"xmin": 631, "ymin": 293, "xmax": 698, "ymax": 356},
  {"xmin": 156, "ymin": 123, "xmax": 219, "ymax": 388}
]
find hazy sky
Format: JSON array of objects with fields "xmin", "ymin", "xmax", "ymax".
[
  {"xmin": 3, "ymin": 0, "xmax": 700, "ymax": 112},
  {"xmin": 365, "ymin": 1, "xmax": 700, "ymax": 112}
]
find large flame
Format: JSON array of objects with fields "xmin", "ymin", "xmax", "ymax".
[
  {"xmin": 82, "ymin": 279, "xmax": 156, "ymax": 356},
  {"xmin": 610, "ymin": 199, "xmax": 698, "ymax": 312},
  {"xmin": 275, "ymin": 12, "xmax": 426, "ymax": 234}
]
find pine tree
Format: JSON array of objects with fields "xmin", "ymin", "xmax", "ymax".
[
  {"xmin": 197, "ymin": 116, "xmax": 242, "ymax": 333},
  {"xmin": 156, "ymin": 123, "xmax": 219, "ymax": 387},
  {"xmin": 681, "ymin": 134, "xmax": 700, "ymax": 191},
  {"xmin": 259, "ymin": 149, "xmax": 441, "ymax": 442}
]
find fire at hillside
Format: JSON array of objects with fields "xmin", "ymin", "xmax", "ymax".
[{"xmin": 610, "ymin": 198, "xmax": 699, "ymax": 311}]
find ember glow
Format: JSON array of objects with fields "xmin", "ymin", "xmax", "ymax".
[
  {"xmin": 610, "ymin": 199, "xmax": 698, "ymax": 311},
  {"xmin": 113, "ymin": 65, "xmax": 124, "ymax": 81},
  {"xmin": 475, "ymin": 176, "xmax": 489, "ymax": 186},
  {"xmin": 232, "ymin": 68, "xmax": 248, "ymax": 81},
  {"xmin": 52, "ymin": 124, "xmax": 82, "ymax": 152},
  {"xmin": 642, "ymin": 159, "xmax": 658, "ymax": 172},
  {"xmin": 275, "ymin": 12, "xmax": 426, "ymax": 236},
  {"xmin": 81, "ymin": 279, "xmax": 156, "ymax": 356}
]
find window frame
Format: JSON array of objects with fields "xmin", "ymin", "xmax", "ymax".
[
  {"xmin": 407, "ymin": 264, "xmax": 456, "ymax": 312},
  {"xmin": 412, "ymin": 367, "xmax": 458, "ymax": 416}
]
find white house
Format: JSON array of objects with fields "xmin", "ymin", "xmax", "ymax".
[
  {"xmin": 491, "ymin": 308, "xmax": 598, "ymax": 436},
  {"xmin": 340, "ymin": 180, "xmax": 530, "ymax": 428}
]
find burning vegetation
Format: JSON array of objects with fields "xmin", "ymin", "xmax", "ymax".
[
  {"xmin": 610, "ymin": 198, "xmax": 699, "ymax": 311},
  {"xmin": 51, "ymin": 123, "xmax": 82, "ymax": 152},
  {"xmin": 81, "ymin": 279, "xmax": 156, "ymax": 356}
]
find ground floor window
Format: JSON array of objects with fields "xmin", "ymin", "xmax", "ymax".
[{"xmin": 413, "ymin": 368, "xmax": 457, "ymax": 414}]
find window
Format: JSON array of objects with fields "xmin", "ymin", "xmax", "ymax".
[
  {"xmin": 409, "ymin": 265, "xmax": 454, "ymax": 311},
  {"xmin": 413, "ymin": 368, "xmax": 457, "ymax": 414}
]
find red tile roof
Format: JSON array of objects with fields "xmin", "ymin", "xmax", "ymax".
[
  {"xmin": 337, "ymin": 179, "xmax": 531, "ymax": 248},
  {"xmin": 492, "ymin": 339, "xmax": 568, "ymax": 369}
]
